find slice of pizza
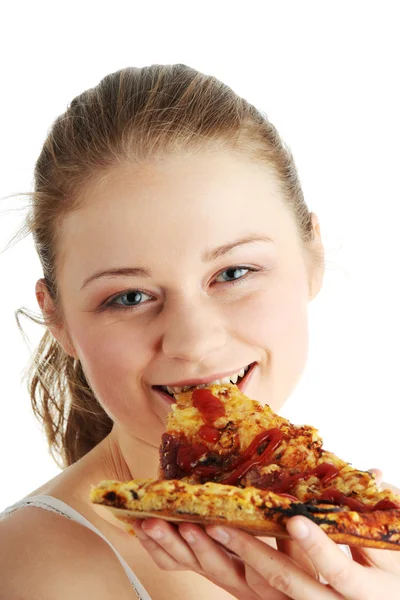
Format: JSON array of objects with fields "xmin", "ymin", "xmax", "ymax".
[{"xmin": 90, "ymin": 383, "xmax": 400, "ymax": 549}]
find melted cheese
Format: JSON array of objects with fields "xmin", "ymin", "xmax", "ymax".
[{"xmin": 165, "ymin": 383, "xmax": 397, "ymax": 506}]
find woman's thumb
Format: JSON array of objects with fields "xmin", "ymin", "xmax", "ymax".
[{"xmin": 368, "ymin": 468, "xmax": 383, "ymax": 486}]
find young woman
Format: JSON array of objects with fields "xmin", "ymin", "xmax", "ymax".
[{"xmin": 1, "ymin": 64, "xmax": 399, "ymax": 599}]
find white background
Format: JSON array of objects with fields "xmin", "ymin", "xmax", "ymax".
[{"xmin": 0, "ymin": 1, "xmax": 399, "ymax": 512}]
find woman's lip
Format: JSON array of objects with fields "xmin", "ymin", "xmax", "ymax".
[
  {"xmin": 154, "ymin": 362, "xmax": 255, "ymax": 389},
  {"xmin": 237, "ymin": 361, "xmax": 257, "ymax": 392},
  {"xmin": 154, "ymin": 362, "xmax": 257, "ymax": 404},
  {"xmin": 155, "ymin": 387, "xmax": 177, "ymax": 404}
]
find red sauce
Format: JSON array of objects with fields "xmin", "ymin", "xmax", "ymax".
[
  {"xmin": 192, "ymin": 389, "xmax": 226, "ymax": 423},
  {"xmin": 269, "ymin": 463, "xmax": 340, "ymax": 493},
  {"xmin": 318, "ymin": 488, "xmax": 400, "ymax": 512},
  {"xmin": 199, "ymin": 424, "xmax": 221, "ymax": 442},
  {"xmin": 373, "ymin": 499, "xmax": 400, "ymax": 511},
  {"xmin": 311, "ymin": 463, "xmax": 340, "ymax": 485},
  {"xmin": 270, "ymin": 471, "xmax": 308, "ymax": 493},
  {"xmin": 319, "ymin": 488, "xmax": 368, "ymax": 512},
  {"xmin": 277, "ymin": 493, "xmax": 299, "ymax": 502},
  {"xmin": 220, "ymin": 429, "xmax": 283, "ymax": 485},
  {"xmin": 220, "ymin": 457, "xmax": 260, "ymax": 485},
  {"xmin": 192, "ymin": 465, "xmax": 221, "ymax": 477},
  {"xmin": 176, "ymin": 443, "xmax": 208, "ymax": 472},
  {"xmin": 171, "ymin": 389, "xmax": 226, "ymax": 475},
  {"xmin": 242, "ymin": 430, "xmax": 282, "ymax": 462}
]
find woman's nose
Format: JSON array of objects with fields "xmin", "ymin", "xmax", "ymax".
[{"xmin": 160, "ymin": 300, "xmax": 227, "ymax": 363}]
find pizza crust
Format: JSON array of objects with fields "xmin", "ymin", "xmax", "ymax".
[{"xmin": 90, "ymin": 478, "xmax": 400, "ymax": 550}]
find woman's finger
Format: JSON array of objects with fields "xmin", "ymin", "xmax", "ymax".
[
  {"xmin": 242, "ymin": 563, "xmax": 291, "ymax": 600},
  {"xmin": 135, "ymin": 517, "xmax": 259, "ymax": 598},
  {"xmin": 276, "ymin": 536, "xmax": 320, "ymax": 580},
  {"xmin": 206, "ymin": 524, "xmax": 340, "ymax": 599},
  {"xmin": 179, "ymin": 524, "xmax": 264, "ymax": 599},
  {"xmin": 350, "ymin": 474, "xmax": 400, "ymax": 573},
  {"xmin": 350, "ymin": 543, "xmax": 400, "ymax": 574},
  {"xmin": 286, "ymin": 516, "xmax": 372, "ymax": 599},
  {"xmin": 133, "ymin": 518, "xmax": 196, "ymax": 571}
]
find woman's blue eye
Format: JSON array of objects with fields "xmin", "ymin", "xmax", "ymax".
[
  {"xmin": 215, "ymin": 267, "xmax": 249, "ymax": 283},
  {"xmin": 109, "ymin": 290, "xmax": 152, "ymax": 308}
]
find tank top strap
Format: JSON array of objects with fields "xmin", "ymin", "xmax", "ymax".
[{"xmin": 1, "ymin": 494, "xmax": 152, "ymax": 599}]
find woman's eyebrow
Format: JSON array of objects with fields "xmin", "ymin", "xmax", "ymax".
[
  {"xmin": 201, "ymin": 234, "xmax": 274, "ymax": 262},
  {"xmin": 80, "ymin": 267, "xmax": 150, "ymax": 290},
  {"xmin": 80, "ymin": 235, "xmax": 274, "ymax": 290}
]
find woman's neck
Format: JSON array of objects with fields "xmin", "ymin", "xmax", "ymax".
[{"xmin": 93, "ymin": 429, "xmax": 160, "ymax": 482}]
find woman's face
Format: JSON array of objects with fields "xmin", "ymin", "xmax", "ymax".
[{"xmin": 47, "ymin": 152, "xmax": 321, "ymax": 446}]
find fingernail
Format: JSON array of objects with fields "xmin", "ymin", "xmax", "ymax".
[
  {"xmin": 208, "ymin": 527, "xmax": 230, "ymax": 544},
  {"xmin": 289, "ymin": 518, "xmax": 310, "ymax": 540},
  {"xmin": 181, "ymin": 531, "xmax": 196, "ymax": 545},
  {"xmin": 144, "ymin": 527, "xmax": 164, "ymax": 540}
]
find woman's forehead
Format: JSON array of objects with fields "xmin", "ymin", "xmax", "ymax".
[
  {"xmin": 68, "ymin": 154, "xmax": 291, "ymax": 234},
  {"xmin": 57, "ymin": 154, "xmax": 298, "ymax": 282},
  {"xmin": 82, "ymin": 151, "xmax": 283, "ymax": 210}
]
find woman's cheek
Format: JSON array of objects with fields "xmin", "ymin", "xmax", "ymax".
[
  {"xmin": 72, "ymin": 325, "xmax": 145, "ymax": 400},
  {"xmin": 232, "ymin": 282, "xmax": 309, "ymax": 379},
  {"xmin": 228, "ymin": 285, "xmax": 307, "ymax": 344}
]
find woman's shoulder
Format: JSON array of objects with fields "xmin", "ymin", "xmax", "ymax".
[{"xmin": 0, "ymin": 503, "xmax": 135, "ymax": 598}]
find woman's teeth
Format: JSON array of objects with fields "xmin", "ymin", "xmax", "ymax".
[{"xmin": 162, "ymin": 364, "xmax": 251, "ymax": 396}]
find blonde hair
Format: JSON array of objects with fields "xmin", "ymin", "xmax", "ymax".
[{"xmin": 5, "ymin": 64, "xmax": 318, "ymax": 469}]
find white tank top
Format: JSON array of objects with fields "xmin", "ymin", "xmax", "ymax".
[{"xmin": 0, "ymin": 494, "xmax": 152, "ymax": 599}]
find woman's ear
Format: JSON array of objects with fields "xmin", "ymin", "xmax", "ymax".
[
  {"xmin": 308, "ymin": 212, "xmax": 325, "ymax": 301},
  {"xmin": 35, "ymin": 278, "xmax": 78, "ymax": 359}
]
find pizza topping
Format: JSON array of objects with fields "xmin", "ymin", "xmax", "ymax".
[
  {"xmin": 243, "ymin": 429, "xmax": 283, "ymax": 462},
  {"xmin": 312, "ymin": 463, "xmax": 341, "ymax": 485},
  {"xmin": 220, "ymin": 429, "xmax": 284, "ymax": 485},
  {"xmin": 161, "ymin": 387, "xmax": 400, "ymax": 514},
  {"xmin": 159, "ymin": 432, "xmax": 188, "ymax": 478},
  {"xmin": 161, "ymin": 427, "xmax": 284, "ymax": 483},
  {"xmin": 268, "ymin": 463, "xmax": 340, "ymax": 493},
  {"xmin": 374, "ymin": 499, "xmax": 400, "ymax": 511},
  {"xmin": 177, "ymin": 443, "xmax": 209, "ymax": 472},
  {"xmin": 192, "ymin": 388, "xmax": 226, "ymax": 423},
  {"xmin": 192, "ymin": 465, "xmax": 222, "ymax": 477},
  {"xmin": 277, "ymin": 492, "xmax": 300, "ymax": 502},
  {"xmin": 269, "ymin": 471, "xmax": 309, "ymax": 493},
  {"xmin": 316, "ymin": 489, "xmax": 400, "ymax": 512},
  {"xmin": 161, "ymin": 425, "xmax": 345, "ymax": 502},
  {"xmin": 319, "ymin": 488, "xmax": 369, "ymax": 512},
  {"xmin": 199, "ymin": 424, "xmax": 221, "ymax": 442}
]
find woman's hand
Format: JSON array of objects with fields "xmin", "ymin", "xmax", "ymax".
[
  {"xmin": 132, "ymin": 516, "xmax": 276, "ymax": 599},
  {"xmin": 131, "ymin": 469, "xmax": 400, "ymax": 599},
  {"xmin": 132, "ymin": 516, "xmax": 316, "ymax": 599}
]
